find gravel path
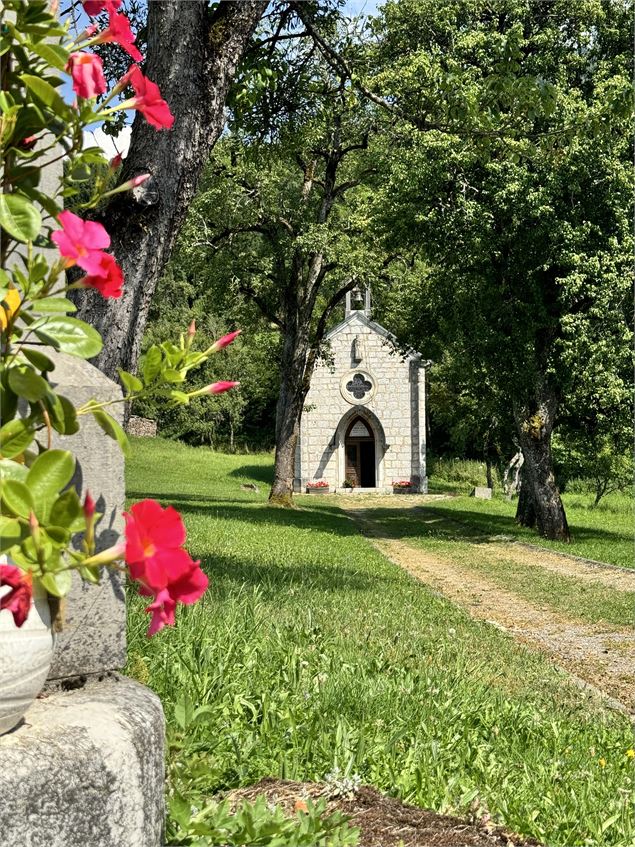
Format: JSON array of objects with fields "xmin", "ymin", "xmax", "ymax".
[{"xmin": 340, "ymin": 498, "xmax": 635, "ymax": 714}]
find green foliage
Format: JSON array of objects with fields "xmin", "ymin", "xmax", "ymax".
[
  {"xmin": 168, "ymin": 793, "xmax": 358, "ymax": 847},
  {"xmin": 127, "ymin": 440, "xmax": 635, "ymax": 847}
]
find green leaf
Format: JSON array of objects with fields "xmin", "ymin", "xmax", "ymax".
[
  {"xmin": 49, "ymin": 489, "xmax": 84, "ymax": 530},
  {"xmin": 35, "ymin": 297, "xmax": 76, "ymax": 314},
  {"xmin": 26, "ymin": 449, "xmax": 75, "ymax": 507},
  {"xmin": 0, "ymin": 193, "xmax": 42, "ymax": 242},
  {"xmin": 0, "ymin": 418, "xmax": 35, "ymax": 458},
  {"xmin": 142, "ymin": 345, "xmax": 162, "ymax": 384},
  {"xmin": 48, "ymin": 393, "xmax": 79, "ymax": 436},
  {"xmin": 91, "ymin": 408, "xmax": 131, "ymax": 457},
  {"xmin": 20, "ymin": 73, "xmax": 67, "ymax": 115},
  {"xmin": 33, "ymin": 315, "xmax": 102, "ymax": 358},
  {"xmin": 2, "ymin": 478, "xmax": 35, "ymax": 518},
  {"xmin": 0, "ymin": 458, "xmax": 29, "ymax": 482},
  {"xmin": 7, "ymin": 366, "xmax": 50, "ymax": 402},
  {"xmin": 44, "ymin": 525, "xmax": 71, "ymax": 545},
  {"xmin": 30, "ymin": 42, "xmax": 69, "ymax": 72},
  {"xmin": 21, "ymin": 347, "xmax": 55, "ymax": 371},
  {"xmin": 0, "ymin": 516, "xmax": 25, "ymax": 552},
  {"xmin": 118, "ymin": 369, "xmax": 143, "ymax": 394},
  {"xmin": 40, "ymin": 569, "xmax": 72, "ymax": 598}
]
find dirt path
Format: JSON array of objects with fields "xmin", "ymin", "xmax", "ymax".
[{"xmin": 339, "ymin": 498, "xmax": 635, "ymax": 714}]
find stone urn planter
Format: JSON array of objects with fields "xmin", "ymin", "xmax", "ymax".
[{"xmin": 0, "ymin": 577, "xmax": 54, "ymax": 736}]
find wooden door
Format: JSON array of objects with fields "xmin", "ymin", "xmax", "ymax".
[{"xmin": 344, "ymin": 418, "xmax": 375, "ymax": 488}]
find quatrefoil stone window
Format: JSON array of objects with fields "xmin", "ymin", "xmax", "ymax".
[{"xmin": 346, "ymin": 373, "xmax": 372, "ymax": 399}]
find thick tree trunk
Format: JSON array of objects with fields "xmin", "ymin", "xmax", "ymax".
[
  {"xmin": 75, "ymin": 0, "xmax": 267, "ymax": 379},
  {"xmin": 269, "ymin": 321, "xmax": 310, "ymax": 507},
  {"xmin": 513, "ymin": 390, "xmax": 570, "ymax": 541}
]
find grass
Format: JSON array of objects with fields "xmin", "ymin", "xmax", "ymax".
[
  {"xmin": 360, "ymin": 507, "xmax": 633, "ymax": 628},
  {"xmin": 126, "ymin": 438, "xmax": 635, "ymax": 847},
  {"xmin": 424, "ymin": 486, "xmax": 634, "ymax": 569}
]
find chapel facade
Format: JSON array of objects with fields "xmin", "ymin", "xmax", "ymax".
[{"xmin": 295, "ymin": 287, "xmax": 428, "ymax": 493}]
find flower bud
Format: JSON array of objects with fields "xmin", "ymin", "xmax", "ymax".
[
  {"xmin": 207, "ymin": 381, "xmax": 240, "ymax": 395},
  {"xmin": 187, "ymin": 319, "xmax": 196, "ymax": 338},
  {"xmin": 209, "ymin": 329, "xmax": 241, "ymax": 353},
  {"xmin": 83, "ymin": 491, "xmax": 96, "ymax": 520},
  {"xmin": 109, "ymin": 152, "xmax": 123, "ymax": 170}
]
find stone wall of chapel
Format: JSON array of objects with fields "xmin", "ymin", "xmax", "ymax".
[{"xmin": 298, "ymin": 314, "xmax": 425, "ymax": 491}]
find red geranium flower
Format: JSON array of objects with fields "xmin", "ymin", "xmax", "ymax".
[
  {"xmin": 0, "ymin": 564, "xmax": 33, "ymax": 628},
  {"xmin": 80, "ymin": 252, "xmax": 124, "ymax": 299},
  {"xmin": 67, "ymin": 52, "xmax": 107, "ymax": 100},
  {"xmin": 122, "ymin": 65, "xmax": 174, "ymax": 130},
  {"xmin": 123, "ymin": 499, "xmax": 208, "ymax": 636},
  {"xmin": 95, "ymin": 9, "xmax": 143, "ymax": 62},
  {"xmin": 51, "ymin": 210, "xmax": 111, "ymax": 276}
]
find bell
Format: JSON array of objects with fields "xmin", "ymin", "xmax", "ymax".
[{"xmin": 353, "ymin": 287, "xmax": 364, "ymax": 305}]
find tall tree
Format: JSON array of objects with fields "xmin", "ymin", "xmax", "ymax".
[
  {"xmin": 372, "ymin": 0, "xmax": 633, "ymax": 540},
  {"xmin": 176, "ymin": 60, "xmax": 380, "ymax": 504},
  {"xmin": 74, "ymin": 0, "xmax": 269, "ymax": 378}
]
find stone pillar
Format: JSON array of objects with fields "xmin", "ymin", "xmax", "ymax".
[
  {"xmin": 0, "ymin": 359, "xmax": 166, "ymax": 847},
  {"xmin": 418, "ymin": 363, "xmax": 428, "ymax": 493}
]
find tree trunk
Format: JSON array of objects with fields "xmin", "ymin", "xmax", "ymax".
[
  {"xmin": 513, "ymin": 390, "xmax": 570, "ymax": 541},
  {"xmin": 74, "ymin": 0, "xmax": 267, "ymax": 380},
  {"xmin": 485, "ymin": 456, "xmax": 493, "ymax": 490},
  {"xmin": 269, "ymin": 321, "xmax": 310, "ymax": 507}
]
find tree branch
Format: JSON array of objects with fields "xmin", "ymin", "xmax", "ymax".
[{"xmin": 238, "ymin": 281, "xmax": 285, "ymax": 331}]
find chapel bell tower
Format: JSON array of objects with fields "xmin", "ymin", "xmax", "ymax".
[{"xmin": 345, "ymin": 284, "xmax": 371, "ymax": 319}]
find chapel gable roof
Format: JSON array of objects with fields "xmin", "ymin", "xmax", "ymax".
[{"xmin": 325, "ymin": 311, "xmax": 422, "ymax": 360}]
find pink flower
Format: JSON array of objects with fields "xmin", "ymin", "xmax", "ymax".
[
  {"xmin": 80, "ymin": 252, "xmax": 124, "ymax": 299},
  {"xmin": 83, "ymin": 0, "xmax": 120, "ymax": 15},
  {"xmin": 95, "ymin": 9, "xmax": 143, "ymax": 62},
  {"xmin": 122, "ymin": 65, "xmax": 174, "ymax": 130},
  {"xmin": 51, "ymin": 210, "xmax": 110, "ymax": 276},
  {"xmin": 210, "ymin": 329, "xmax": 241, "ymax": 352},
  {"xmin": 123, "ymin": 499, "xmax": 208, "ymax": 636},
  {"xmin": 67, "ymin": 52, "xmax": 107, "ymax": 100},
  {"xmin": 0, "ymin": 565, "xmax": 32, "ymax": 628},
  {"xmin": 109, "ymin": 152, "xmax": 123, "ymax": 170},
  {"xmin": 208, "ymin": 381, "xmax": 240, "ymax": 394},
  {"xmin": 83, "ymin": 491, "xmax": 96, "ymax": 520}
]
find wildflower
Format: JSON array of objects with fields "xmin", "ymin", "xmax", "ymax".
[
  {"xmin": 79, "ymin": 253, "xmax": 124, "ymax": 299},
  {"xmin": 120, "ymin": 65, "xmax": 174, "ymax": 129},
  {"xmin": 123, "ymin": 499, "xmax": 208, "ymax": 636},
  {"xmin": 94, "ymin": 8, "xmax": 143, "ymax": 62},
  {"xmin": 598, "ymin": 758, "xmax": 606, "ymax": 768},
  {"xmin": 0, "ymin": 564, "xmax": 33, "ymax": 628},
  {"xmin": 626, "ymin": 749, "xmax": 635, "ymax": 758},
  {"xmin": 66, "ymin": 52, "xmax": 107, "ymax": 100},
  {"xmin": 51, "ymin": 210, "xmax": 111, "ymax": 276}
]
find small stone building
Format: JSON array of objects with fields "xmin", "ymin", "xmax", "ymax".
[{"xmin": 295, "ymin": 288, "xmax": 428, "ymax": 493}]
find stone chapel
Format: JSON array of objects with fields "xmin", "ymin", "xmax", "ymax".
[{"xmin": 295, "ymin": 287, "xmax": 428, "ymax": 493}]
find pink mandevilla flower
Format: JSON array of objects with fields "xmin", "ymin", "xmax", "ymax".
[
  {"xmin": 122, "ymin": 65, "xmax": 174, "ymax": 130},
  {"xmin": 51, "ymin": 210, "xmax": 111, "ymax": 276},
  {"xmin": 208, "ymin": 381, "xmax": 240, "ymax": 395},
  {"xmin": 67, "ymin": 52, "xmax": 107, "ymax": 100},
  {"xmin": 123, "ymin": 499, "xmax": 208, "ymax": 636},
  {"xmin": 80, "ymin": 253, "xmax": 124, "ymax": 299},
  {"xmin": 95, "ymin": 9, "xmax": 143, "ymax": 62},
  {"xmin": 0, "ymin": 565, "xmax": 33, "ymax": 628},
  {"xmin": 83, "ymin": 0, "xmax": 121, "ymax": 15}
]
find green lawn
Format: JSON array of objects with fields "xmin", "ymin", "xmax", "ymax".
[
  {"xmin": 126, "ymin": 438, "xmax": 635, "ymax": 847},
  {"xmin": 424, "ymin": 487, "xmax": 634, "ymax": 569},
  {"xmin": 360, "ymin": 507, "xmax": 633, "ymax": 628}
]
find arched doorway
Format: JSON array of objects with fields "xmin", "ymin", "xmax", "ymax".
[{"xmin": 344, "ymin": 416, "xmax": 376, "ymax": 488}]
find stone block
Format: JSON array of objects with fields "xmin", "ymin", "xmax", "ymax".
[
  {"xmin": 471, "ymin": 486, "xmax": 493, "ymax": 499},
  {"xmin": 47, "ymin": 353, "xmax": 126, "ymax": 680},
  {"xmin": 0, "ymin": 676, "xmax": 165, "ymax": 847}
]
